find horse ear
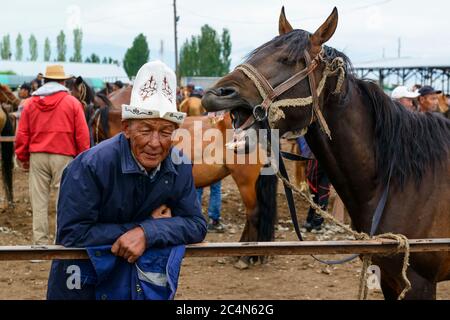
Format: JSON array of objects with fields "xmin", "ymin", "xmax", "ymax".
[
  {"xmin": 279, "ymin": 6, "xmax": 293, "ymax": 35},
  {"xmin": 75, "ymin": 76, "xmax": 83, "ymax": 86},
  {"xmin": 310, "ymin": 7, "xmax": 338, "ymax": 49}
]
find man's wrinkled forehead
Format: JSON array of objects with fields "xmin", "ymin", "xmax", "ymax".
[{"xmin": 129, "ymin": 118, "xmax": 177, "ymax": 130}]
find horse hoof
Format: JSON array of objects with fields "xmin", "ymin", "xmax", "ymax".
[{"xmin": 234, "ymin": 259, "xmax": 250, "ymax": 270}]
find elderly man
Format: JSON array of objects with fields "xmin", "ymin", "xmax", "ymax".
[
  {"xmin": 391, "ymin": 85, "xmax": 419, "ymax": 111},
  {"xmin": 47, "ymin": 61, "xmax": 207, "ymax": 300},
  {"xmin": 418, "ymin": 85, "xmax": 441, "ymax": 113}
]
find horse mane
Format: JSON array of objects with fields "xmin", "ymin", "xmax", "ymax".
[
  {"xmin": 246, "ymin": 29, "xmax": 450, "ymax": 187},
  {"xmin": 357, "ymin": 80, "xmax": 450, "ymax": 188},
  {"xmin": 95, "ymin": 92, "xmax": 113, "ymax": 108},
  {"xmin": 246, "ymin": 29, "xmax": 354, "ymax": 74},
  {"xmin": 82, "ymin": 80, "xmax": 95, "ymax": 105}
]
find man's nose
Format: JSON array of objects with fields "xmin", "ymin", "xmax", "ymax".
[{"xmin": 147, "ymin": 132, "xmax": 162, "ymax": 147}]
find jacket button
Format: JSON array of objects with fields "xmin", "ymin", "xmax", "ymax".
[
  {"xmin": 95, "ymin": 251, "xmax": 101, "ymax": 257},
  {"xmin": 101, "ymin": 294, "xmax": 107, "ymax": 300},
  {"xmin": 164, "ymin": 180, "xmax": 168, "ymax": 184}
]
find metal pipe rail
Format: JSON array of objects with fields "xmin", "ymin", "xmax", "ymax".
[
  {"xmin": 0, "ymin": 238, "xmax": 449, "ymax": 261},
  {"xmin": 0, "ymin": 136, "xmax": 15, "ymax": 142}
]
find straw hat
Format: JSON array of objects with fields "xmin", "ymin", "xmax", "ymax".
[
  {"xmin": 122, "ymin": 60, "xmax": 186, "ymax": 124},
  {"xmin": 44, "ymin": 65, "xmax": 73, "ymax": 80}
]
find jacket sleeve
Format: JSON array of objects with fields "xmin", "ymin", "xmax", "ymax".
[
  {"xmin": 14, "ymin": 105, "xmax": 31, "ymax": 162},
  {"xmin": 56, "ymin": 159, "xmax": 139, "ymax": 247},
  {"xmin": 73, "ymin": 100, "xmax": 90, "ymax": 155},
  {"xmin": 139, "ymin": 165, "xmax": 207, "ymax": 247}
]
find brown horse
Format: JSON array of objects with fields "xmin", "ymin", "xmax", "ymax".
[
  {"xmin": 179, "ymin": 97, "xmax": 206, "ymax": 116},
  {"xmin": 0, "ymin": 84, "xmax": 17, "ymax": 206},
  {"xmin": 86, "ymin": 91, "xmax": 277, "ymax": 265},
  {"xmin": 438, "ymin": 93, "xmax": 449, "ymax": 118},
  {"xmin": 202, "ymin": 7, "xmax": 450, "ymax": 299}
]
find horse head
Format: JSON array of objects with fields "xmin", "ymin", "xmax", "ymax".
[
  {"xmin": 202, "ymin": 7, "xmax": 343, "ymax": 151},
  {"xmin": 67, "ymin": 76, "xmax": 95, "ymax": 109},
  {"xmin": 0, "ymin": 84, "xmax": 20, "ymax": 108}
]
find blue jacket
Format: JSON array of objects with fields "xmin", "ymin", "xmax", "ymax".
[
  {"xmin": 47, "ymin": 133, "xmax": 207, "ymax": 299},
  {"xmin": 296, "ymin": 136, "xmax": 314, "ymax": 159},
  {"xmin": 47, "ymin": 245, "xmax": 185, "ymax": 300}
]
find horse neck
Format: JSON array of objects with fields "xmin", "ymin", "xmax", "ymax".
[{"xmin": 304, "ymin": 81, "xmax": 380, "ymax": 231}]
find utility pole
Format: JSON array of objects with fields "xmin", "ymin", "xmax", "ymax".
[
  {"xmin": 397, "ymin": 37, "xmax": 401, "ymax": 58},
  {"xmin": 173, "ymin": 0, "xmax": 180, "ymax": 83},
  {"xmin": 159, "ymin": 40, "xmax": 164, "ymax": 61}
]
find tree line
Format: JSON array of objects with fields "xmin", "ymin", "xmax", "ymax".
[
  {"xmin": 1, "ymin": 24, "xmax": 233, "ymax": 79},
  {"xmin": 123, "ymin": 24, "xmax": 232, "ymax": 78},
  {"xmin": 0, "ymin": 29, "xmax": 118, "ymax": 65}
]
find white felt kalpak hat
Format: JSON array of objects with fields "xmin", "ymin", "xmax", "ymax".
[{"xmin": 122, "ymin": 60, "xmax": 186, "ymax": 124}]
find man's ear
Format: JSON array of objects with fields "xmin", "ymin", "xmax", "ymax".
[{"xmin": 122, "ymin": 120, "xmax": 131, "ymax": 138}]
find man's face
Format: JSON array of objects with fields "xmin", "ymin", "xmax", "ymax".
[
  {"xmin": 419, "ymin": 94, "xmax": 439, "ymax": 112},
  {"xmin": 398, "ymin": 98, "xmax": 415, "ymax": 111},
  {"xmin": 37, "ymin": 74, "xmax": 43, "ymax": 81},
  {"xmin": 18, "ymin": 88, "xmax": 29, "ymax": 99},
  {"xmin": 122, "ymin": 118, "xmax": 176, "ymax": 171}
]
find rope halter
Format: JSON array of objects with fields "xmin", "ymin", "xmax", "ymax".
[{"xmin": 235, "ymin": 47, "xmax": 346, "ymax": 139}]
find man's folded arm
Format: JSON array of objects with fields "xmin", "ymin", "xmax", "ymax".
[{"xmin": 140, "ymin": 170, "xmax": 207, "ymax": 247}]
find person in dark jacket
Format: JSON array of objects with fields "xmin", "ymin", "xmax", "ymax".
[{"xmin": 47, "ymin": 61, "xmax": 207, "ymax": 300}]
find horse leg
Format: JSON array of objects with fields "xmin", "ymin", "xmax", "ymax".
[
  {"xmin": 378, "ymin": 259, "xmax": 437, "ymax": 300},
  {"xmin": 1, "ymin": 111, "xmax": 14, "ymax": 208},
  {"xmin": 402, "ymin": 268, "xmax": 436, "ymax": 300},
  {"xmin": 230, "ymin": 170, "xmax": 259, "ymax": 269}
]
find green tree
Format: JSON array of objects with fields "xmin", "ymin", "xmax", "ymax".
[
  {"xmin": 28, "ymin": 34, "xmax": 38, "ymax": 61},
  {"xmin": 44, "ymin": 38, "xmax": 51, "ymax": 61},
  {"xmin": 221, "ymin": 29, "xmax": 232, "ymax": 74},
  {"xmin": 179, "ymin": 25, "xmax": 232, "ymax": 77},
  {"xmin": 1, "ymin": 34, "xmax": 12, "ymax": 60},
  {"xmin": 71, "ymin": 28, "xmax": 83, "ymax": 62},
  {"xmin": 123, "ymin": 33, "xmax": 149, "ymax": 78},
  {"xmin": 179, "ymin": 36, "xmax": 199, "ymax": 77},
  {"xmin": 56, "ymin": 30, "xmax": 66, "ymax": 62},
  {"xmin": 85, "ymin": 53, "xmax": 100, "ymax": 63},
  {"xmin": 15, "ymin": 34, "xmax": 23, "ymax": 61}
]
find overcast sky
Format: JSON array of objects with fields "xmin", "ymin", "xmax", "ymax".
[{"xmin": 1, "ymin": 0, "xmax": 449, "ymax": 69}]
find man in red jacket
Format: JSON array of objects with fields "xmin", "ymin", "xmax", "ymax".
[{"xmin": 15, "ymin": 65, "xmax": 90, "ymax": 245}]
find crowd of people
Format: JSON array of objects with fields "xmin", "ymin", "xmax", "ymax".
[{"xmin": 391, "ymin": 84, "xmax": 450, "ymax": 117}]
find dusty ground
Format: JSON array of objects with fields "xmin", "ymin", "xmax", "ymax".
[{"xmin": 0, "ymin": 163, "xmax": 449, "ymax": 300}]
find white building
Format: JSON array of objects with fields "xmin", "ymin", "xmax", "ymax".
[{"xmin": 0, "ymin": 60, "xmax": 129, "ymax": 90}]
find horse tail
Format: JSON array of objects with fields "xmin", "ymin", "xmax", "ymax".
[
  {"xmin": 256, "ymin": 167, "xmax": 278, "ymax": 241},
  {"xmin": 1, "ymin": 113, "xmax": 14, "ymax": 204}
]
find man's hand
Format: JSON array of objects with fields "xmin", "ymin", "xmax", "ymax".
[
  {"xmin": 151, "ymin": 204, "xmax": 172, "ymax": 219},
  {"xmin": 111, "ymin": 226, "xmax": 146, "ymax": 263},
  {"xmin": 18, "ymin": 160, "xmax": 29, "ymax": 171}
]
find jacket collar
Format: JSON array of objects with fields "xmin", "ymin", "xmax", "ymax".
[
  {"xmin": 119, "ymin": 133, "xmax": 178, "ymax": 176},
  {"xmin": 32, "ymin": 82, "xmax": 69, "ymax": 96}
]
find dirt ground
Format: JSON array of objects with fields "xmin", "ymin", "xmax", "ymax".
[{"xmin": 0, "ymin": 162, "xmax": 449, "ymax": 300}]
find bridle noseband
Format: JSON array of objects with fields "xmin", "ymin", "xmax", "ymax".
[{"xmin": 235, "ymin": 47, "xmax": 337, "ymax": 139}]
